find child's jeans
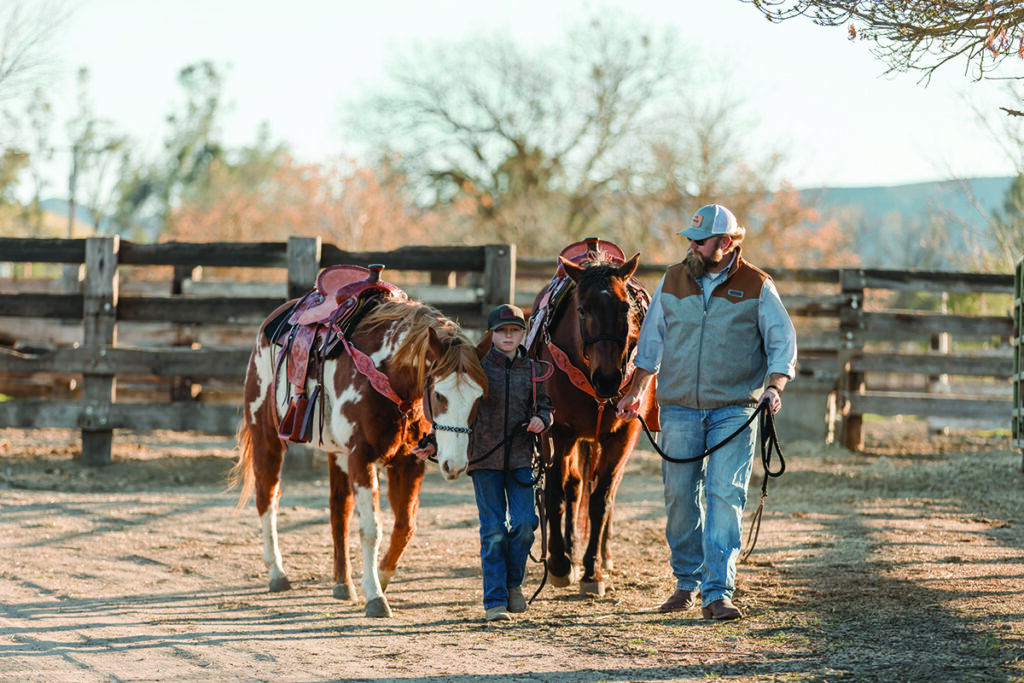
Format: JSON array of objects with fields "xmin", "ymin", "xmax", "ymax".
[{"xmin": 470, "ymin": 467, "xmax": 537, "ymax": 609}]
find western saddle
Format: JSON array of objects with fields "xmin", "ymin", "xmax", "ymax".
[{"xmin": 271, "ymin": 264, "xmax": 407, "ymax": 443}]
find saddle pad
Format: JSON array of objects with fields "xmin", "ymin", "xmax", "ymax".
[{"xmin": 525, "ymin": 275, "xmax": 574, "ymax": 353}]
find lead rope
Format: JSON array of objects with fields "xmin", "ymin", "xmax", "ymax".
[
  {"xmin": 636, "ymin": 401, "xmax": 785, "ymax": 560},
  {"xmin": 527, "ymin": 359, "xmax": 550, "ymax": 605},
  {"xmin": 740, "ymin": 406, "xmax": 785, "ymax": 562}
]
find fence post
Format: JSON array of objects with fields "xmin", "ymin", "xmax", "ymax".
[
  {"xmin": 838, "ymin": 268, "xmax": 866, "ymax": 451},
  {"xmin": 80, "ymin": 236, "xmax": 119, "ymax": 466},
  {"xmin": 170, "ymin": 265, "xmax": 202, "ymax": 401},
  {"xmin": 287, "ymin": 236, "xmax": 321, "ymax": 300},
  {"xmin": 481, "ymin": 244, "xmax": 516, "ymax": 330}
]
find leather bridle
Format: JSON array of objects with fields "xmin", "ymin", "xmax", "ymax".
[
  {"xmin": 576, "ymin": 305, "xmax": 628, "ymax": 362},
  {"xmin": 422, "ymin": 375, "xmax": 474, "ymax": 436},
  {"xmin": 416, "ymin": 374, "xmax": 474, "ymax": 463}
]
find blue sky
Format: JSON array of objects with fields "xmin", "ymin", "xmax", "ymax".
[{"xmin": 47, "ymin": 0, "xmax": 1020, "ymax": 190}]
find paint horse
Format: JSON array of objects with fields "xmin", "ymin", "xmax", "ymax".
[
  {"xmin": 527, "ymin": 239, "xmax": 659, "ymax": 596},
  {"xmin": 231, "ymin": 265, "xmax": 487, "ymax": 617}
]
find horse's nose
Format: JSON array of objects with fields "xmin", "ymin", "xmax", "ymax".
[
  {"xmin": 592, "ymin": 370, "xmax": 623, "ymax": 398},
  {"xmin": 441, "ymin": 460, "xmax": 464, "ymax": 481}
]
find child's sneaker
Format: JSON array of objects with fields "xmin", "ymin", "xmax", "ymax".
[
  {"xmin": 508, "ymin": 586, "xmax": 527, "ymax": 613},
  {"xmin": 485, "ymin": 605, "xmax": 512, "ymax": 622}
]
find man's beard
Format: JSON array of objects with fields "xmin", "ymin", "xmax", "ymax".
[{"xmin": 684, "ymin": 249, "xmax": 720, "ymax": 279}]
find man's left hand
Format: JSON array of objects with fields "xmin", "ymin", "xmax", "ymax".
[{"xmin": 760, "ymin": 387, "xmax": 782, "ymax": 414}]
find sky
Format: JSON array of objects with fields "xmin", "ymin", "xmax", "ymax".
[{"xmin": 41, "ymin": 0, "xmax": 1022, "ymax": 192}]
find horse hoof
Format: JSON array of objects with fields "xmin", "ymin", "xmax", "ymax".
[
  {"xmin": 580, "ymin": 580, "xmax": 606, "ymax": 597},
  {"xmin": 268, "ymin": 576, "xmax": 292, "ymax": 593},
  {"xmin": 365, "ymin": 597, "xmax": 392, "ymax": 618},
  {"xmin": 333, "ymin": 583, "xmax": 356, "ymax": 601},
  {"xmin": 602, "ymin": 557, "xmax": 615, "ymax": 572},
  {"xmin": 548, "ymin": 572, "xmax": 572, "ymax": 588}
]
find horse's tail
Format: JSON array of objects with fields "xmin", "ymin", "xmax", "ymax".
[{"xmin": 227, "ymin": 416, "xmax": 256, "ymax": 510}]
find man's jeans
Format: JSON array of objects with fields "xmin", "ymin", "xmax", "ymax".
[
  {"xmin": 659, "ymin": 403, "xmax": 757, "ymax": 607},
  {"xmin": 470, "ymin": 467, "xmax": 537, "ymax": 609}
]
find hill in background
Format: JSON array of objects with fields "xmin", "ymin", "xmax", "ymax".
[{"xmin": 801, "ymin": 176, "xmax": 1013, "ymax": 269}]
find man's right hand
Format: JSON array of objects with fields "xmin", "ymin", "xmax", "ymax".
[{"xmin": 616, "ymin": 392, "xmax": 641, "ymax": 420}]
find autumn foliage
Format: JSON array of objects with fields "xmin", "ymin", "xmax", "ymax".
[{"xmin": 165, "ymin": 153, "xmax": 440, "ymax": 248}]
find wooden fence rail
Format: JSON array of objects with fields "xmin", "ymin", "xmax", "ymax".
[
  {"xmin": 0, "ymin": 236, "xmax": 515, "ymax": 465},
  {"xmin": 1, "ymin": 239, "xmax": 1017, "ymax": 466}
]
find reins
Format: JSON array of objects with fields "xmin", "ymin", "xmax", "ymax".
[{"xmin": 637, "ymin": 401, "xmax": 786, "ymax": 560}]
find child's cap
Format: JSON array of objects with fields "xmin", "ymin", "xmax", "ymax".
[{"xmin": 487, "ymin": 304, "xmax": 527, "ymax": 331}]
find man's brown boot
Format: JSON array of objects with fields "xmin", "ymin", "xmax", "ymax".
[
  {"xmin": 701, "ymin": 597, "xmax": 742, "ymax": 621},
  {"xmin": 659, "ymin": 589, "xmax": 698, "ymax": 613}
]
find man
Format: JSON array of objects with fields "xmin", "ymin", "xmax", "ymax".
[{"xmin": 616, "ymin": 203, "xmax": 797, "ymax": 621}]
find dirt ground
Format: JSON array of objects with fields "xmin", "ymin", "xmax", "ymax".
[{"xmin": 1, "ymin": 423, "xmax": 1022, "ymax": 683}]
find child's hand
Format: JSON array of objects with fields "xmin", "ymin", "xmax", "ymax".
[
  {"xmin": 525, "ymin": 416, "xmax": 545, "ymax": 433},
  {"xmin": 412, "ymin": 438, "xmax": 437, "ymax": 461}
]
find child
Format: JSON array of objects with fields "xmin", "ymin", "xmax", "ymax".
[{"xmin": 470, "ymin": 304, "xmax": 553, "ymax": 622}]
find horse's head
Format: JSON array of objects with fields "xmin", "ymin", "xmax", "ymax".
[
  {"xmin": 559, "ymin": 252, "xmax": 642, "ymax": 399},
  {"xmin": 423, "ymin": 327, "xmax": 488, "ymax": 480}
]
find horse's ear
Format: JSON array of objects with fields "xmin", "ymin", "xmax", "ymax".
[
  {"xmin": 476, "ymin": 330, "xmax": 493, "ymax": 360},
  {"xmin": 426, "ymin": 326, "xmax": 445, "ymax": 363},
  {"xmin": 560, "ymin": 256, "xmax": 585, "ymax": 283},
  {"xmin": 618, "ymin": 252, "xmax": 640, "ymax": 280}
]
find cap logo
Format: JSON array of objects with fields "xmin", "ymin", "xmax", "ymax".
[
  {"xmin": 691, "ymin": 214, "xmax": 704, "ymax": 227},
  {"xmin": 500, "ymin": 309, "xmax": 516, "ymax": 319}
]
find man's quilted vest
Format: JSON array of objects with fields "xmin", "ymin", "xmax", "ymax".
[{"xmin": 657, "ymin": 250, "xmax": 770, "ymax": 410}]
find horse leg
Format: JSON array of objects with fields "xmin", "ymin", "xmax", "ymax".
[
  {"xmin": 601, "ymin": 507, "xmax": 614, "ymax": 572},
  {"xmin": 379, "ymin": 454, "xmax": 426, "ymax": 591},
  {"xmin": 546, "ymin": 435, "xmax": 582, "ymax": 587},
  {"xmin": 247, "ymin": 418, "xmax": 292, "ymax": 593},
  {"xmin": 578, "ymin": 467, "xmax": 617, "ymax": 596},
  {"xmin": 580, "ymin": 428, "xmax": 636, "ymax": 595},
  {"xmin": 349, "ymin": 457, "xmax": 391, "ymax": 617},
  {"xmin": 327, "ymin": 453, "xmax": 357, "ymax": 601}
]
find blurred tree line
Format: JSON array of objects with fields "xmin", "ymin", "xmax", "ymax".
[{"xmin": 9, "ymin": 2, "xmax": 1018, "ymax": 271}]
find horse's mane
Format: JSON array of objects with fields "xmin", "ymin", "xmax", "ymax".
[{"xmin": 358, "ymin": 299, "xmax": 487, "ymax": 392}]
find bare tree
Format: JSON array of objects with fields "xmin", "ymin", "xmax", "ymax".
[
  {"xmin": 0, "ymin": 0, "xmax": 72, "ymax": 105},
  {"xmin": 65, "ymin": 68, "xmax": 129, "ymax": 237},
  {"xmin": 741, "ymin": 1, "xmax": 1024, "ymax": 83},
  {"xmin": 345, "ymin": 11, "xmax": 697, "ymax": 252},
  {"xmin": 343, "ymin": 11, "xmax": 804, "ymax": 258},
  {"xmin": 110, "ymin": 61, "xmax": 227, "ymax": 238}
]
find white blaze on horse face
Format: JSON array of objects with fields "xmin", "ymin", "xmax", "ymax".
[{"xmin": 431, "ymin": 372, "xmax": 483, "ymax": 481}]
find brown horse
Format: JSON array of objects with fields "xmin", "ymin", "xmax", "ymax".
[
  {"xmin": 530, "ymin": 241, "xmax": 658, "ymax": 596},
  {"xmin": 231, "ymin": 297, "xmax": 487, "ymax": 617}
]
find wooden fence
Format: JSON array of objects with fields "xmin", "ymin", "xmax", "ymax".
[
  {"xmin": 519, "ymin": 260, "xmax": 1015, "ymax": 453},
  {"xmin": 0, "ymin": 237, "xmax": 1017, "ymax": 466},
  {"xmin": 0, "ymin": 237, "xmax": 515, "ymax": 465}
]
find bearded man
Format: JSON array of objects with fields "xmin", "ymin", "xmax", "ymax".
[{"xmin": 616, "ymin": 203, "xmax": 797, "ymax": 621}]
